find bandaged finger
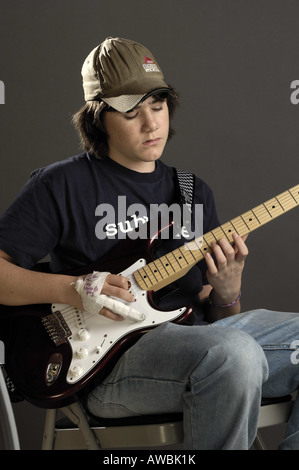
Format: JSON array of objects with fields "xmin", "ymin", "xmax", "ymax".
[
  {"xmin": 73, "ymin": 271, "xmax": 145, "ymax": 322},
  {"xmin": 74, "ymin": 271, "xmax": 109, "ymax": 298},
  {"xmin": 101, "ymin": 295, "xmax": 145, "ymax": 322},
  {"xmin": 73, "ymin": 271, "xmax": 110, "ymax": 314}
]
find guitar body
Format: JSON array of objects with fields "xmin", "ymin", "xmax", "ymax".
[{"xmin": 0, "ymin": 234, "xmax": 194, "ymax": 408}]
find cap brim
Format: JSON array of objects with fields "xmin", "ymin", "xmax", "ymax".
[{"xmin": 102, "ymin": 87, "xmax": 172, "ymax": 113}]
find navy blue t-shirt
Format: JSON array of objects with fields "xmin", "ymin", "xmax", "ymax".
[{"xmin": 0, "ymin": 153, "xmax": 219, "ymax": 315}]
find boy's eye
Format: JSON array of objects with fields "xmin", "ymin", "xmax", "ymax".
[
  {"xmin": 124, "ymin": 112, "xmax": 138, "ymax": 120},
  {"xmin": 123, "ymin": 102, "xmax": 164, "ymax": 120}
]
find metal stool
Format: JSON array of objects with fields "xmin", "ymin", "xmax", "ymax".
[{"xmin": 42, "ymin": 395, "xmax": 294, "ymax": 450}]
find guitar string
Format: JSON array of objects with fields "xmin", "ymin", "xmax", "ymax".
[{"xmin": 135, "ymin": 189, "xmax": 298, "ymax": 288}]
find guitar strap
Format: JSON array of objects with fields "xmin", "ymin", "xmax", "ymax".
[
  {"xmin": 174, "ymin": 168, "xmax": 195, "ymax": 215},
  {"xmin": 152, "ymin": 168, "xmax": 196, "ymax": 307}
]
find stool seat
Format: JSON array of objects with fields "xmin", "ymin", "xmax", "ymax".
[
  {"xmin": 55, "ymin": 394, "xmax": 293, "ymax": 430},
  {"xmin": 261, "ymin": 395, "xmax": 292, "ymax": 406},
  {"xmin": 56, "ymin": 411, "xmax": 184, "ymax": 430},
  {"xmin": 45, "ymin": 394, "xmax": 294, "ymax": 450}
]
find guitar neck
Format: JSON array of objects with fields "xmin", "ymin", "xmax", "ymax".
[{"xmin": 134, "ymin": 184, "xmax": 299, "ymax": 291}]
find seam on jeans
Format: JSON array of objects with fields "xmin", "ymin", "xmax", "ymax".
[
  {"xmin": 102, "ymin": 376, "xmax": 188, "ymax": 387},
  {"xmin": 88, "ymin": 393, "xmax": 140, "ymax": 416},
  {"xmin": 262, "ymin": 343, "xmax": 297, "ymax": 350}
]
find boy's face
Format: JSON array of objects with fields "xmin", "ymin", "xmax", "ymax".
[{"xmin": 104, "ymin": 95, "xmax": 169, "ymax": 172}]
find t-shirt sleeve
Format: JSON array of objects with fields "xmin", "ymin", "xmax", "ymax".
[{"xmin": 0, "ymin": 169, "xmax": 62, "ymax": 268}]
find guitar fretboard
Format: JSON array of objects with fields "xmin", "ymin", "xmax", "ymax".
[{"xmin": 133, "ymin": 184, "xmax": 299, "ymax": 291}]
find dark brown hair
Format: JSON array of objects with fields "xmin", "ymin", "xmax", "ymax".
[{"xmin": 72, "ymin": 88, "xmax": 179, "ymax": 159}]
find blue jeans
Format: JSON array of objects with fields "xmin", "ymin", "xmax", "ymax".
[{"xmin": 87, "ymin": 309, "xmax": 299, "ymax": 449}]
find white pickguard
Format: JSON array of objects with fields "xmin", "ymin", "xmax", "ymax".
[{"xmin": 51, "ymin": 259, "xmax": 186, "ymax": 384}]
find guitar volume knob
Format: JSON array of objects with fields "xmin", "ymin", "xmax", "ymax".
[
  {"xmin": 78, "ymin": 328, "xmax": 89, "ymax": 341},
  {"xmin": 76, "ymin": 347, "xmax": 88, "ymax": 359},
  {"xmin": 69, "ymin": 365, "xmax": 83, "ymax": 378}
]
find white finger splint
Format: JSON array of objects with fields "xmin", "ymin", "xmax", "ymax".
[{"xmin": 73, "ymin": 271, "xmax": 145, "ymax": 322}]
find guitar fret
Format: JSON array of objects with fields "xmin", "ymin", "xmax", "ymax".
[
  {"xmin": 191, "ymin": 238, "xmax": 205, "ymax": 257},
  {"xmin": 241, "ymin": 209, "xmax": 261, "ymax": 229},
  {"xmin": 202, "ymin": 232, "xmax": 216, "ymax": 246},
  {"xmin": 232, "ymin": 216, "xmax": 250, "ymax": 236},
  {"xmin": 262, "ymin": 203, "xmax": 275, "ymax": 218},
  {"xmin": 195, "ymin": 238, "xmax": 205, "ymax": 254},
  {"xmin": 175, "ymin": 247, "xmax": 190, "ymax": 267},
  {"xmin": 279, "ymin": 191, "xmax": 297, "ymax": 207},
  {"xmin": 220, "ymin": 221, "xmax": 237, "ymax": 240},
  {"xmin": 152, "ymin": 259, "xmax": 168, "ymax": 279},
  {"xmin": 290, "ymin": 187, "xmax": 299, "ymax": 204},
  {"xmin": 182, "ymin": 244, "xmax": 198, "ymax": 261},
  {"xmin": 252, "ymin": 205, "xmax": 272, "ymax": 225},
  {"xmin": 172, "ymin": 251, "xmax": 184, "ymax": 269},
  {"xmin": 134, "ymin": 184, "xmax": 299, "ymax": 291},
  {"xmin": 160, "ymin": 255, "xmax": 174, "ymax": 274},
  {"xmin": 134, "ymin": 270, "xmax": 148, "ymax": 289},
  {"xmin": 151, "ymin": 261, "xmax": 163, "ymax": 281},
  {"xmin": 230, "ymin": 219, "xmax": 240, "ymax": 235},
  {"xmin": 202, "ymin": 236, "xmax": 211, "ymax": 254},
  {"xmin": 228, "ymin": 219, "xmax": 240, "ymax": 237},
  {"xmin": 251, "ymin": 208, "xmax": 263, "ymax": 225},
  {"xmin": 144, "ymin": 265, "xmax": 156, "ymax": 282},
  {"xmin": 219, "ymin": 224, "xmax": 231, "ymax": 241},
  {"xmin": 263, "ymin": 199, "xmax": 283, "ymax": 219},
  {"xmin": 282, "ymin": 196, "xmax": 296, "ymax": 208},
  {"xmin": 200, "ymin": 237, "xmax": 211, "ymax": 257},
  {"xmin": 165, "ymin": 253, "xmax": 181, "ymax": 272},
  {"xmin": 276, "ymin": 197, "xmax": 285, "ymax": 212},
  {"xmin": 184, "ymin": 238, "xmax": 209, "ymax": 263},
  {"xmin": 147, "ymin": 263, "xmax": 160, "ymax": 283},
  {"xmin": 240, "ymin": 215, "xmax": 250, "ymax": 231},
  {"xmin": 211, "ymin": 227, "xmax": 223, "ymax": 241},
  {"xmin": 184, "ymin": 240, "xmax": 197, "ymax": 253},
  {"xmin": 204, "ymin": 233, "xmax": 215, "ymax": 249},
  {"xmin": 138, "ymin": 267, "xmax": 152, "ymax": 288}
]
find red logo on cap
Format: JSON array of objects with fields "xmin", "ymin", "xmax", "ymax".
[{"xmin": 144, "ymin": 56, "xmax": 154, "ymax": 64}]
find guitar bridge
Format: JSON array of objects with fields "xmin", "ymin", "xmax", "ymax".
[{"xmin": 41, "ymin": 310, "xmax": 72, "ymax": 346}]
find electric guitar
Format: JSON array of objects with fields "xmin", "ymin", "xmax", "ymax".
[{"xmin": 1, "ymin": 185, "xmax": 298, "ymax": 408}]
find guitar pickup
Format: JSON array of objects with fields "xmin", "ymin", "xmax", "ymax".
[{"xmin": 41, "ymin": 310, "xmax": 72, "ymax": 346}]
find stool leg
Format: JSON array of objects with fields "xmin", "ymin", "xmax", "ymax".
[
  {"xmin": 61, "ymin": 401, "xmax": 100, "ymax": 450},
  {"xmin": 252, "ymin": 431, "xmax": 268, "ymax": 450},
  {"xmin": 42, "ymin": 409, "xmax": 57, "ymax": 450},
  {"xmin": 0, "ymin": 366, "xmax": 20, "ymax": 450}
]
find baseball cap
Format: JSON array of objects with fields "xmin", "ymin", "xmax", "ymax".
[{"xmin": 81, "ymin": 37, "xmax": 171, "ymax": 112}]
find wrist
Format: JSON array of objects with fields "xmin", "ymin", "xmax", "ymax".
[
  {"xmin": 59, "ymin": 275, "xmax": 84, "ymax": 310},
  {"xmin": 207, "ymin": 289, "xmax": 241, "ymax": 308}
]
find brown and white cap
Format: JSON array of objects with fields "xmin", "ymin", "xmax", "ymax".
[{"xmin": 81, "ymin": 37, "xmax": 171, "ymax": 112}]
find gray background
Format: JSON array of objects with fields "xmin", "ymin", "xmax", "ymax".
[{"xmin": 0, "ymin": 0, "xmax": 298, "ymax": 450}]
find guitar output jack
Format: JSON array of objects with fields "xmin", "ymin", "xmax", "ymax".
[{"xmin": 45, "ymin": 353, "xmax": 63, "ymax": 386}]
